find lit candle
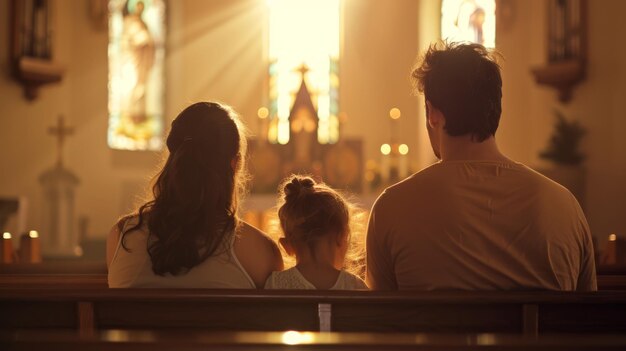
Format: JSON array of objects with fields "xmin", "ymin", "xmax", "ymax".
[
  {"xmin": 398, "ymin": 144, "xmax": 409, "ymax": 178},
  {"xmin": 389, "ymin": 108, "xmax": 401, "ymax": 144},
  {"xmin": 1, "ymin": 232, "xmax": 14, "ymax": 264},
  {"xmin": 257, "ymin": 107, "xmax": 269, "ymax": 142},
  {"xmin": 603, "ymin": 233, "xmax": 618, "ymax": 265},
  {"xmin": 29, "ymin": 230, "xmax": 42, "ymax": 263},
  {"xmin": 380, "ymin": 143, "xmax": 391, "ymax": 183}
]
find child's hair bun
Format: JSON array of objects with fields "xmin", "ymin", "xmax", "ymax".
[{"xmin": 283, "ymin": 176, "xmax": 315, "ymax": 201}]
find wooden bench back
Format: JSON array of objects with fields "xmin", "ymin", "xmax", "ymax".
[
  {"xmin": 2, "ymin": 289, "xmax": 626, "ymax": 335},
  {"xmin": 1, "ymin": 273, "xmax": 625, "ymax": 290}
]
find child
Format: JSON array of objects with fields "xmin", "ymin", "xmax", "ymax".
[{"xmin": 264, "ymin": 175, "xmax": 368, "ymax": 290}]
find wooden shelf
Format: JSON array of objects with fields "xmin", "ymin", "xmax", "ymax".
[
  {"xmin": 531, "ymin": 59, "xmax": 585, "ymax": 103},
  {"xmin": 14, "ymin": 56, "xmax": 64, "ymax": 101}
]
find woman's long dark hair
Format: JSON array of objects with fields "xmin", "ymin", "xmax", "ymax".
[{"xmin": 119, "ymin": 102, "xmax": 248, "ymax": 276}]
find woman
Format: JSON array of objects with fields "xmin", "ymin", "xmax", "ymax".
[{"xmin": 107, "ymin": 102, "xmax": 283, "ymax": 288}]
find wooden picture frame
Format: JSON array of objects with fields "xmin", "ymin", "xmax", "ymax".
[
  {"xmin": 531, "ymin": 0, "xmax": 587, "ymax": 103},
  {"xmin": 10, "ymin": 0, "xmax": 64, "ymax": 101}
]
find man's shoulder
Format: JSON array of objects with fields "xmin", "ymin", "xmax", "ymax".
[
  {"xmin": 377, "ymin": 161, "xmax": 576, "ymax": 204},
  {"xmin": 384, "ymin": 163, "xmax": 444, "ymax": 194},
  {"xmin": 514, "ymin": 163, "xmax": 578, "ymax": 199},
  {"xmin": 372, "ymin": 163, "xmax": 444, "ymax": 211}
]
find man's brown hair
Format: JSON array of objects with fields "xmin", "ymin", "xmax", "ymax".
[{"xmin": 412, "ymin": 41, "xmax": 503, "ymax": 142}]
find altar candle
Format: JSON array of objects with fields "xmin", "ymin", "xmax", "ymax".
[
  {"xmin": 398, "ymin": 144, "xmax": 409, "ymax": 178},
  {"xmin": 603, "ymin": 234, "xmax": 618, "ymax": 265},
  {"xmin": 27, "ymin": 230, "xmax": 42, "ymax": 263},
  {"xmin": 1, "ymin": 232, "xmax": 14, "ymax": 264},
  {"xmin": 257, "ymin": 107, "xmax": 269, "ymax": 142},
  {"xmin": 380, "ymin": 144, "xmax": 391, "ymax": 183}
]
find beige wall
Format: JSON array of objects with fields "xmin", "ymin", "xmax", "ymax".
[
  {"xmin": 0, "ymin": 0, "xmax": 624, "ymax": 246},
  {"xmin": 494, "ymin": 0, "xmax": 626, "ymax": 246}
]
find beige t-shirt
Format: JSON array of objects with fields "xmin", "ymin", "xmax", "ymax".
[{"xmin": 367, "ymin": 160, "xmax": 597, "ymax": 291}]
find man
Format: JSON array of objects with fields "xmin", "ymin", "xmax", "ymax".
[{"xmin": 366, "ymin": 42, "xmax": 596, "ymax": 291}]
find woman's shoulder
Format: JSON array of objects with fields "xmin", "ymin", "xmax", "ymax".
[
  {"xmin": 236, "ymin": 221, "xmax": 282, "ymax": 263},
  {"xmin": 112, "ymin": 214, "xmax": 142, "ymax": 233},
  {"xmin": 106, "ymin": 214, "xmax": 148, "ymax": 267},
  {"xmin": 234, "ymin": 221, "xmax": 284, "ymax": 288},
  {"xmin": 237, "ymin": 221, "xmax": 281, "ymax": 255}
]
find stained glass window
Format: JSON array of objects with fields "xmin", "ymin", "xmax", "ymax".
[
  {"xmin": 441, "ymin": 0, "xmax": 496, "ymax": 48},
  {"xmin": 267, "ymin": 0, "xmax": 340, "ymax": 145},
  {"xmin": 108, "ymin": 0, "xmax": 165, "ymax": 150}
]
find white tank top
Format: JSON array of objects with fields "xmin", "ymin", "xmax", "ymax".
[{"xmin": 108, "ymin": 217, "xmax": 256, "ymax": 288}]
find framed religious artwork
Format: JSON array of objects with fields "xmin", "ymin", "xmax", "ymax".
[
  {"xmin": 441, "ymin": 0, "xmax": 497, "ymax": 48},
  {"xmin": 531, "ymin": 0, "xmax": 587, "ymax": 103},
  {"xmin": 247, "ymin": 141, "xmax": 284, "ymax": 194},
  {"xmin": 320, "ymin": 139, "xmax": 363, "ymax": 193},
  {"xmin": 10, "ymin": 0, "xmax": 64, "ymax": 100}
]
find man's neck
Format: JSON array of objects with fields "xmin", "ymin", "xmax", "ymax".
[{"xmin": 439, "ymin": 135, "xmax": 509, "ymax": 163}]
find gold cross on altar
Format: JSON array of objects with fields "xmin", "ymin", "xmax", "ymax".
[
  {"xmin": 48, "ymin": 115, "xmax": 74, "ymax": 167},
  {"xmin": 295, "ymin": 63, "xmax": 310, "ymax": 77}
]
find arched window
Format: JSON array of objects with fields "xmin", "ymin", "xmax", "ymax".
[
  {"xmin": 266, "ymin": 0, "xmax": 340, "ymax": 145},
  {"xmin": 441, "ymin": 0, "xmax": 496, "ymax": 48}
]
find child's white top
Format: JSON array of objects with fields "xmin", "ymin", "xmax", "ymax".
[{"xmin": 264, "ymin": 267, "xmax": 368, "ymax": 290}]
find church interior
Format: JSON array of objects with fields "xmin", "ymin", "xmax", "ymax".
[{"xmin": 1, "ymin": 0, "xmax": 626, "ymax": 349}]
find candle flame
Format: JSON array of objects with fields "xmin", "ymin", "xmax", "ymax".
[
  {"xmin": 380, "ymin": 144, "xmax": 391, "ymax": 155},
  {"xmin": 29, "ymin": 230, "xmax": 39, "ymax": 239},
  {"xmin": 609, "ymin": 234, "xmax": 617, "ymax": 242},
  {"xmin": 389, "ymin": 108, "xmax": 401, "ymax": 120},
  {"xmin": 2, "ymin": 232, "xmax": 11, "ymax": 240},
  {"xmin": 399, "ymin": 144, "xmax": 409, "ymax": 155},
  {"xmin": 257, "ymin": 107, "xmax": 269, "ymax": 119}
]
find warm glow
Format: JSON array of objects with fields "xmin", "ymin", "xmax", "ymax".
[
  {"xmin": 609, "ymin": 234, "xmax": 617, "ymax": 242},
  {"xmin": 281, "ymin": 331, "xmax": 314, "ymax": 345},
  {"xmin": 399, "ymin": 144, "xmax": 409, "ymax": 155},
  {"xmin": 257, "ymin": 107, "xmax": 269, "ymax": 119},
  {"xmin": 441, "ymin": 0, "xmax": 496, "ymax": 48},
  {"xmin": 476, "ymin": 333, "xmax": 497, "ymax": 345},
  {"xmin": 104, "ymin": 330, "xmax": 132, "ymax": 342},
  {"xmin": 268, "ymin": 0, "xmax": 340, "ymax": 144},
  {"xmin": 380, "ymin": 144, "xmax": 391, "ymax": 155},
  {"xmin": 2, "ymin": 232, "xmax": 11, "ymax": 240},
  {"xmin": 390, "ymin": 107, "xmax": 401, "ymax": 120},
  {"xmin": 28, "ymin": 230, "xmax": 39, "ymax": 239}
]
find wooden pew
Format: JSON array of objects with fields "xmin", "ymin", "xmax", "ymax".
[
  {"xmin": 0, "ymin": 274, "xmax": 107, "ymax": 288},
  {"xmin": 5, "ymin": 274, "xmax": 621, "ymax": 290},
  {"xmin": 598, "ymin": 275, "xmax": 626, "ymax": 290},
  {"xmin": 0, "ymin": 261, "xmax": 107, "ymax": 274},
  {"xmin": 0, "ymin": 262, "xmax": 107, "ymax": 288},
  {"xmin": 3, "ymin": 329, "xmax": 626, "ymax": 351},
  {"xmin": 0, "ymin": 273, "xmax": 624, "ymax": 290},
  {"xmin": 1, "ymin": 289, "xmax": 626, "ymax": 335}
]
